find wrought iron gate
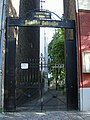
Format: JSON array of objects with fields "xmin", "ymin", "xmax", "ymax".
[
  {"xmin": 4, "ymin": 13, "xmax": 78, "ymax": 111},
  {"xmin": 16, "ymin": 57, "xmax": 66, "ymax": 111}
]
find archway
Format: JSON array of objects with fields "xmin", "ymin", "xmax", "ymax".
[{"xmin": 4, "ymin": 9, "xmax": 78, "ymax": 112}]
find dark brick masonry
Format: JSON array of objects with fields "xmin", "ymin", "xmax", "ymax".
[
  {"xmin": 64, "ymin": 0, "xmax": 76, "ymax": 40},
  {"xmin": 15, "ymin": 0, "xmax": 40, "ymax": 106},
  {"xmin": 18, "ymin": 0, "xmax": 40, "ymax": 59}
]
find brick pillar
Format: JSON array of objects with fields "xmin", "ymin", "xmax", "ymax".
[
  {"xmin": 76, "ymin": 0, "xmax": 90, "ymax": 111},
  {"xmin": 19, "ymin": 0, "xmax": 40, "ymax": 59}
]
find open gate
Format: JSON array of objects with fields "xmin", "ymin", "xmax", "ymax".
[{"xmin": 4, "ymin": 9, "xmax": 78, "ymax": 111}]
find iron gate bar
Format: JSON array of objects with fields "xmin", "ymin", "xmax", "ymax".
[{"xmin": 7, "ymin": 17, "xmax": 75, "ymax": 29}]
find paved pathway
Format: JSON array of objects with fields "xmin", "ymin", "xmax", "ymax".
[{"xmin": 0, "ymin": 111, "xmax": 90, "ymax": 120}]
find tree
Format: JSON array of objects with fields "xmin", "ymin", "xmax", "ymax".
[
  {"xmin": 48, "ymin": 28, "xmax": 65, "ymax": 89},
  {"xmin": 48, "ymin": 28, "xmax": 64, "ymax": 66}
]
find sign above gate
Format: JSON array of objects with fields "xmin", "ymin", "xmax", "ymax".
[
  {"xmin": 25, "ymin": 19, "xmax": 58, "ymax": 26},
  {"xmin": 33, "ymin": 11, "xmax": 51, "ymax": 19},
  {"xmin": 7, "ymin": 17, "xmax": 75, "ymax": 29},
  {"xmin": 7, "ymin": 9, "xmax": 75, "ymax": 29}
]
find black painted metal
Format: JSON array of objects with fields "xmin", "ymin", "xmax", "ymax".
[
  {"xmin": 15, "ymin": 58, "xmax": 40, "ymax": 106},
  {"xmin": 4, "ymin": 38, "xmax": 16, "ymax": 111},
  {"xmin": 15, "ymin": 58, "xmax": 66, "ymax": 111},
  {"xmin": 4, "ymin": 12, "xmax": 78, "ymax": 111},
  {"xmin": 7, "ymin": 17, "xmax": 75, "ymax": 29},
  {"xmin": 66, "ymin": 39, "xmax": 78, "ymax": 110}
]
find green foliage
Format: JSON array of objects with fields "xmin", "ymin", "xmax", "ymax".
[
  {"xmin": 48, "ymin": 28, "xmax": 64, "ymax": 64},
  {"xmin": 48, "ymin": 28, "xmax": 65, "ymax": 88}
]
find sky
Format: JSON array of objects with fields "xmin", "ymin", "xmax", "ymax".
[
  {"xmin": 12, "ymin": 0, "xmax": 20, "ymax": 16},
  {"xmin": 12, "ymin": 0, "xmax": 63, "ymax": 17},
  {"xmin": 40, "ymin": 0, "xmax": 64, "ymax": 44},
  {"xmin": 11, "ymin": 0, "xmax": 64, "ymax": 41},
  {"xmin": 43, "ymin": 0, "xmax": 63, "ymax": 18},
  {"xmin": 11, "ymin": 0, "xmax": 64, "ymax": 55},
  {"xmin": 40, "ymin": 0, "xmax": 63, "ymax": 56}
]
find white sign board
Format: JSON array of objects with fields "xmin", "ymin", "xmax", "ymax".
[{"xmin": 21, "ymin": 63, "xmax": 28, "ymax": 69}]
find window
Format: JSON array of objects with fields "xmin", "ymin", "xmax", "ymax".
[{"xmin": 82, "ymin": 52, "xmax": 90, "ymax": 73}]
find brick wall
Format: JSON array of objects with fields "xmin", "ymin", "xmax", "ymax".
[
  {"xmin": 15, "ymin": 0, "xmax": 40, "ymax": 104},
  {"xmin": 18, "ymin": 0, "xmax": 40, "ymax": 59},
  {"xmin": 78, "ymin": 10, "xmax": 90, "ymax": 88},
  {"xmin": 6, "ymin": 0, "xmax": 17, "ymax": 39}
]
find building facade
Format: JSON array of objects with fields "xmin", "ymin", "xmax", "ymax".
[
  {"xmin": 75, "ymin": 0, "xmax": 90, "ymax": 111},
  {"xmin": 64, "ymin": 0, "xmax": 90, "ymax": 111}
]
